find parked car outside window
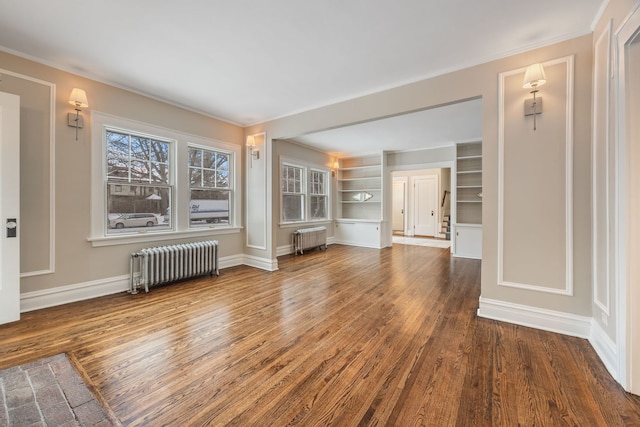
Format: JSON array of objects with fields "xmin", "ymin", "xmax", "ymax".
[{"xmin": 109, "ymin": 213, "xmax": 158, "ymax": 229}]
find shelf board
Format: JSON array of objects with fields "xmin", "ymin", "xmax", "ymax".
[
  {"xmin": 456, "ymin": 155, "xmax": 482, "ymax": 160},
  {"xmin": 457, "ymin": 200, "xmax": 482, "ymax": 203},
  {"xmin": 457, "ymin": 185, "xmax": 482, "ymax": 189},
  {"xmin": 338, "ymin": 189, "xmax": 381, "ymax": 192},
  {"xmin": 340, "ymin": 201, "xmax": 381, "ymax": 204},
  {"xmin": 338, "ymin": 177, "xmax": 380, "ymax": 181},
  {"xmin": 339, "ymin": 164, "xmax": 381, "ymax": 171},
  {"xmin": 457, "ymin": 170, "xmax": 482, "ymax": 174}
]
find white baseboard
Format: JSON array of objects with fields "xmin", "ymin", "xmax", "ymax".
[
  {"xmin": 589, "ymin": 319, "xmax": 619, "ymax": 380},
  {"xmin": 21, "ymin": 275, "xmax": 130, "ymax": 313},
  {"xmin": 243, "ymin": 255, "xmax": 279, "ymax": 271},
  {"xmin": 477, "ymin": 296, "xmax": 591, "ymax": 338},
  {"xmin": 20, "ymin": 254, "xmax": 254, "ymax": 312},
  {"xmin": 277, "ymin": 237, "xmax": 335, "ymax": 257}
]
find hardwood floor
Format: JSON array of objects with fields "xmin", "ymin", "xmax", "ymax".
[{"xmin": 1, "ymin": 244, "xmax": 639, "ymax": 426}]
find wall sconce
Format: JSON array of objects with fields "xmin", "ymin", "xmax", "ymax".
[
  {"xmin": 522, "ymin": 63, "xmax": 546, "ymax": 131},
  {"xmin": 68, "ymin": 88, "xmax": 88, "ymax": 140},
  {"xmin": 332, "ymin": 159, "xmax": 339, "ymax": 177},
  {"xmin": 246, "ymin": 135, "xmax": 259, "ymax": 167}
]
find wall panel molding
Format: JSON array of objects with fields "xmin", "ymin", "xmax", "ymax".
[
  {"xmin": 592, "ymin": 21, "xmax": 613, "ymax": 315},
  {"xmin": 0, "ymin": 68, "xmax": 56, "ymax": 277},
  {"xmin": 497, "ymin": 56, "xmax": 574, "ymax": 295}
]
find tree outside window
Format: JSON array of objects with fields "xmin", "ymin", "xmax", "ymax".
[{"xmin": 105, "ymin": 130, "xmax": 172, "ymax": 234}]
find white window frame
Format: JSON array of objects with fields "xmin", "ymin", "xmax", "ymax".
[
  {"xmin": 279, "ymin": 157, "xmax": 331, "ymax": 227},
  {"xmin": 188, "ymin": 143, "xmax": 234, "ymax": 228},
  {"xmin": 89, "ymin": 112, "xmax": 241, "ymax": 247}
]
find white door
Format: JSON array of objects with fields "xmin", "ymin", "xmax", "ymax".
[
  {"xmin": 392, "ymin": 180, "xmax": 405, "ymax": 233},
  {"xmin": 414, "ymin": 175, "xmax": 438, "ymax": 236},
  {"xmin": 0, "ymin": 92, "xmax": 20, "ymax": 325}
]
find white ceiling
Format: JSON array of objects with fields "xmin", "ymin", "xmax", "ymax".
[
  {"xmin": 291, "ymin": 98, "xmax": 483, "ymax": 157},
  {"xmin": 0, "ymin": 0, "xmax": 603, "ymax": 155}
]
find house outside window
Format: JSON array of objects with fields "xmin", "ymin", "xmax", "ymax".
[
  {"xmin": 281, "ymin": 161, "xmax": 330, "ymax": 223},
  {"xmin": 90, "ymin": 112, "xmax": 241, "ymax": 246},
  {"xmin": 105, "ymin": 129, "xmax": 172, "ymax": 234}
]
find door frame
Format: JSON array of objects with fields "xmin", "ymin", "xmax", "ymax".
[
  {"xmin": 0, "ymin": 91, "xmax": 21, "ymax": 325},
  {"xmin": 412, "ymin": 173, "xmax": 439, "ymax": 237},
  {"xmin": 392, "ymin": 177, "xmax": 408, "ymax": 234},
  {"xmin": 615, "ymin": 3, "xmax": 640, "ymax": 394}
]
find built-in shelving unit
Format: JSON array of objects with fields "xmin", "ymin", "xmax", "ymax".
[
  {"xmin": 337, "ymin": 155, "xmax": 382, "ymax": 220},
  {"xmin": 455, "ymin": 142, "xmax": 482, "ymax": 224},
  {"xmin": 335, "ymin": 153, "xmax": 390, "ymax": 249},
  {"xmin": 453, "ymin": 141, "xmax": 482, "ymax": 259}
]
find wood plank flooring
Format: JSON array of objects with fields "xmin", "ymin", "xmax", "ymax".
[{"xmin": 1, "ymin": 244, "xmax": 639, "ymax": 426}]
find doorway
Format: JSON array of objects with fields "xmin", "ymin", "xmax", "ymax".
[
  {"xmin": 392, "ymin": 179, "xmax": 406, "ymax": 234},
  {"xmin": 391, "ymin": 168, "xmax": 450, "ymax": 238},
  {"xmin": 0, "ymin": 92, "xmax": 21, "ymax": 325}
]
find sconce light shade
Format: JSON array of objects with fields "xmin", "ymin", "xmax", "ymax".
[
  {"xmin": 333, "ymin": 160, "xmax": 339, "ymax": 170},
  {"xmin": 522, "ymin": 63, "xmax": 547, "ymax": 89},
  {"xmin": 246, "ymin": 135, "xmax": 255, "ymax": 148},
  {"xmin": 68, "ymin": 88, "xmax": 88, "ymax": 108}
]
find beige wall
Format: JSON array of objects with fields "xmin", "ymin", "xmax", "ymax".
[
  {"xmin": 273, "ymin": 139, "xmax": 335, "ymax": 250},
  {"xmin": 248, "ymin": 34, "xmax": 594, "ymax": 317},
  {"xmin": 0, "ymin": 51, "xmax": 244, "ymax": 294}
]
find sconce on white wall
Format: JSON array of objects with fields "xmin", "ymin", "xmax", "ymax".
[
  {"xmin": 522, "ymin": 63, "xmax": 546, "ymax": 131},
  {"xmin": 332, "ymin": 159, "xmax": 339, "ymax": 177},
  {"xmin": 246, "ymin": 134, "xmax": 259, "ymax": 167},
  {"xmin": 68, "ymin": 88, "xmax": 88, "ymax": 140}
]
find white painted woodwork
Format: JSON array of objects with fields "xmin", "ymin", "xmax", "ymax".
[
  {"xmin": 453, "ymin": 224, "xmax": 482, "ymax": 259},
  {"xmin": 413, "ymin": 175, "xmax": 437, "ymax": 237},
  {"xmin": 0, "ymin": 91, "xmax": 21, "ymax": 325},
  {"xmin": 392, "ymin": 181, "xmax": 405, "ymax": 232},
  {"xmin": 334, "ymin": 220, "xmax": 384, "ymax": 249}
]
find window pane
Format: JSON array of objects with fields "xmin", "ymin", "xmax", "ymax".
[
  {"xmin": 106, "ymin": 184, "xmax": 171, "ymax": 234},
  {"xmin": 188, "ymin": 147, "xmax": 202, "ymax": 167},
  {"xmin": 283, "ymin": 194, "xmax": 303, "ymax": 222},
  {"xmin": 130, "ymin": 160, "xmax": 150, "ymax": 182},
  {"xmin": 203, "ymin": 150, "xmax": 217, "ymax": 169},
  {"xmin": 189, "ymin": 167, "xmax": 201, "ymax": 186},
  {"xmin": 217, "ymin": 154, "xmax": 229, "ymax": 171},
  {"xmin": 190, "ymin": 189, "xmax": 230, "ymax": 226},
  {"xmin": 216, "ymin": 170, "xmax": 229, "ymax": 188},
  {"xmin": 310, "ymin": 195, "xmax": 327, "ymax": 219}
]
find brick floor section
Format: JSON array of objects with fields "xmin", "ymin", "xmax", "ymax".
[{"xmin": 0, "ymin": 354, "xmax": 114, "ymax": 426}]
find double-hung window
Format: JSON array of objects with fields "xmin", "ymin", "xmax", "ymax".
[
  {"xmin": 90, "ymin": 112, "xmax": 241, "ymax": 245},
  {"xmin": 188, "ymin": 146, "xmax": 232, "ymax": 226},
  {"xmin": 105, "ymin": 129, "xmax": 172, "ymax": 234},
  {"xmin": 281, "ymin": 161, "xmax": 330, "ymax": 223},
  {"xmin": 282, "ymin": 164, "xmax": 304, "ymax": 222},
  {"xmin": 309, "ymin": 169, "xmax": 328, "ymax": 220}
]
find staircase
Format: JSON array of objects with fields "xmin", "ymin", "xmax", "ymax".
[{"xmin": 440, "ymin": 214, "xmax": 451, "ymax": 240}]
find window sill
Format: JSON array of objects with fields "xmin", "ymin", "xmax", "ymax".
[
  {"xmin": 279, "ymin": 220, "xmax": 332, "ymax": 229},
  {"xmin": 87, "ymin": 226, "xmax": 242, "ymax": 247}
]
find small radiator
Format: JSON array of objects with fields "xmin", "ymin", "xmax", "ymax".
[
  {"xmin": 293, "ymin": 226, "xmax": 327, "ymax": 255},
  {"xmin": 129, "ymin": 240, "xmax": 219, "ymax": 294}
]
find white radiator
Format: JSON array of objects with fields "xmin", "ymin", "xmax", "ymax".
[
  {"xmin": 293, "ymin": 226, "xmax": 327, "ymax": 255},
  {"xmin": 129, "ymin": 240, "xmax": 219, "ymax": 293}
]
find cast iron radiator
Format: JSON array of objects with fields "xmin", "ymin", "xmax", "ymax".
[
  {"xmin": 292, "ymin": 226, "xmax": 327, "ymax": 255},
  {"xmin": 129, "ymin": 240, "xmax": 219, "ymax": 293}
]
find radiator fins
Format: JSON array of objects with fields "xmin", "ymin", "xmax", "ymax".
[
  {"xmin": 130, "ymin": 240, "xmax": 219, "ymax": 293},
  {"xmin": 293, "ymin": 226, "xmax": 327, "ymax": 255}
]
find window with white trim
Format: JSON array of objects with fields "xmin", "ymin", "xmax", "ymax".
[
  {"xmin": 105, "ymin": 129, "xmax": 173, "ymax": 234},
  {"xmin": 188, "ymin": 146, "xmax": 232, "ymax": 226},
  {"xmin": 90, "ymin": 112, "xmax": 241, "ymax": 245},
  {"xmin": 281, "ymin": 162, "xmax": 329, "ymax": 223}
]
